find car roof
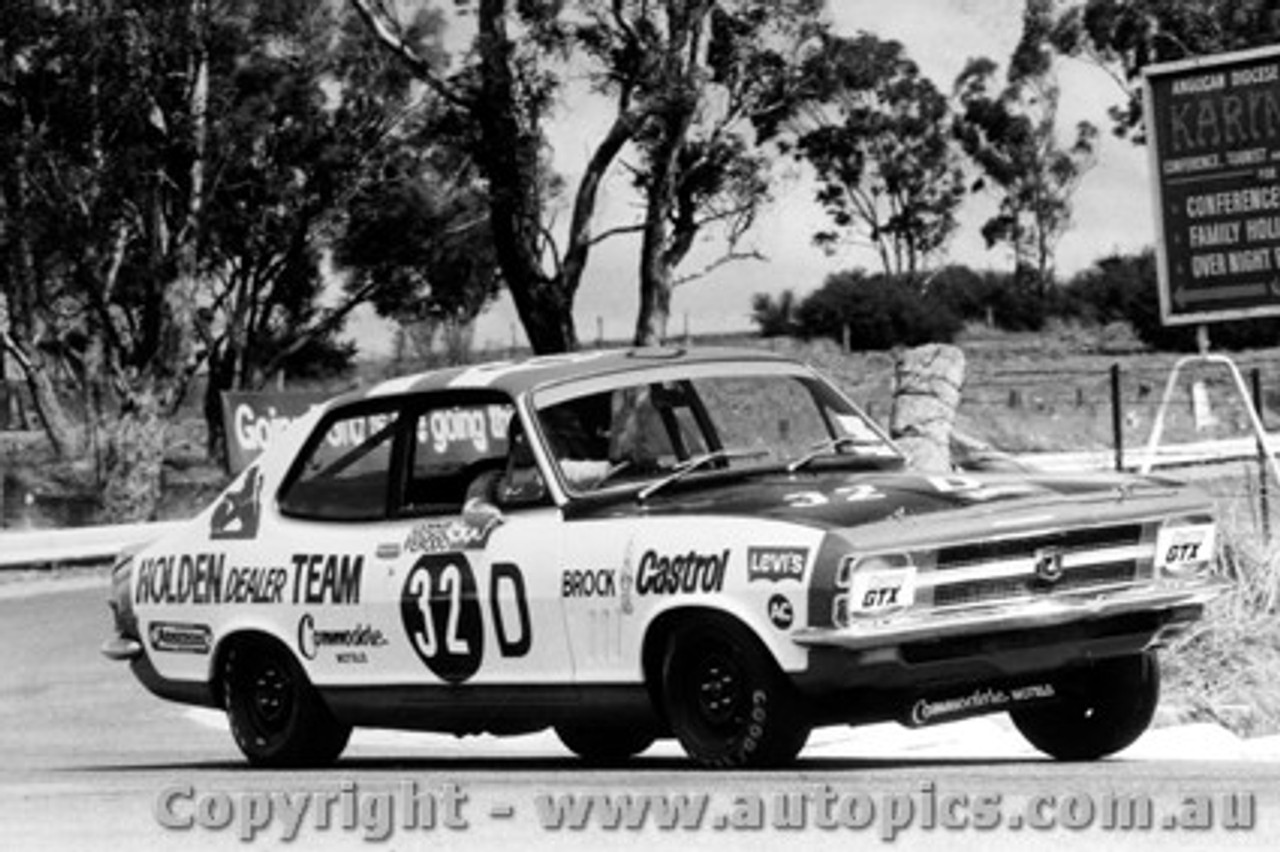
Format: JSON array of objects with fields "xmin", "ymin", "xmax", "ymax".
[{"xmin": 340, "ymin": 345, "xmax": 801, "ymax": 404}]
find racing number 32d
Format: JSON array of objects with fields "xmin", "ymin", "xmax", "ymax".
[{"xmin": 400, "ymin": 555, "xmax": 531, "ymax": 683}]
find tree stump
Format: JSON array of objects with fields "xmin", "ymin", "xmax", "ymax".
[{"xmin": 890, "ymin": 344, "xmax": 966, "ymax": 472}]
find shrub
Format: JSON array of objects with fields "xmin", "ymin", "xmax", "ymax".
[
  {"xmin": 750, "ymin": 290, "xmax": 799, "ymax": 337},
  {"xmin": 928, "ymin": 264, "xmax": 1049, "ymax": 332},
  {"xmin": 794, "ymin": 270, "xmax": 962, "ymax": 350},
  {"xmin": 1062, "ymin": 250, "xmax": 1280, "ymax": 351}
]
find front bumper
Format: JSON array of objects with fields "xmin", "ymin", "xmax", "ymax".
[
  {"xmin": 792, "ymin": 578, "xmax": 1229, "ymax": 652},
  {"xmin": 101, "ymin": 636, "xmax": 145, "ymax": 661}
]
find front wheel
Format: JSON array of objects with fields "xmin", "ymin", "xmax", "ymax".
[
  {"xmin": 660, "ymin": 618, "xmax": 809, "ymax": 768},
  {"xmin": 222, "ymin": 638, "xmax": 351, "ymax": 767},
  {"xmin": 1010, "ymin": 652, "xmax": 1160, "ymax": 761}
]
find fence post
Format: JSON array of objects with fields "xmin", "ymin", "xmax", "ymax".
[
  {"xmin": 1251, "ymin": 367, "xmax": 1270, "ymax": 541},
  {"xmin": 1110, "ymin": 363, "xmax": 1123, "ymax": 472}
]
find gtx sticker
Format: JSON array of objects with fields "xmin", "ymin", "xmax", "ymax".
[
  {"xmin": 850, "ymin": 567, "xmax": 915, "ymax": 615},
  {"xmin": 148, "ymin": 622, "xmax": 212, "ymax": 654},
  {"xmin": 1156, "ymin": 523, "xmax": 1216, "ymax": 573},
  {"xmin": 747, "ymin": 547, "xmax": 808, "ymax": 583},
  {"xmin": 768, "ymin": 594, "xmax": 794, "ymax": 630}
]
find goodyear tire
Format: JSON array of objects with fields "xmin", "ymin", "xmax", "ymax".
[
  {"xmin": 1010, "ymin": 652, "xmax": 1160, "ymax": 761},
  {"xmin": 222, "ymin": 638, "xmax": 351, "ymax": 767},
  {"xmin": 555, "ymin": 724, "xmax": 656, "ymax": 764},
  {"xmin": 660, "ymin": 617, "xmax": 809, "ymax": 768}
]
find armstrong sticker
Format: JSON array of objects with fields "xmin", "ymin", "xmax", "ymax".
[
  {"xmin": 634, "ymin": 548, "xmax": 729, "ymax": 595},
  {"xmin": 148, "ymin": 622, "xmax": 212, "ymax": 654},
  {"xmin": 405, "ymin": 516, "xmax": 502, "ymax": 555},
  {"xmin": 297, "ymin": 613, "xmax": 388, "ymax": 664},
  {"xmin": 747, "ymin": 547, "xmax": 808, "ymax": 583}
]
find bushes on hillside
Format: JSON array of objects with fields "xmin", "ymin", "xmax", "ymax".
[
  {"xmin": 752, "ymin": 253, "xmax": 1280, "ymax": 352},
  {"xmin": 1063, "ymin": 251, "xmax": 1280, "ymax": 351},
  {"xmin": 781, "ymin": 270, "xmax": 963, "ymax": 350}
]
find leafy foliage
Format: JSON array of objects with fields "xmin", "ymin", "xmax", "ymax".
[
  {"xmin": 1048, "ymin": 0, "xmax": 1280, "ymax": 139},
  {"xmin": 795, "ymin": 33, "xmax": 966, "ymax": 280},
  {"xmin": 953, "ymin": 0, "xmax": 1098, "ymax": 292},
  {"xmin": 791, "ymin": 270, "xmax": 963, "ymax": 350}
]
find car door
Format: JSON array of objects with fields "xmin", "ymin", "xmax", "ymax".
[{"xmin": 273, "ymin": 393, "xmax": 573, "ymax": 690}]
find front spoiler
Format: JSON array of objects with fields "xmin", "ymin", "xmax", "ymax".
[{"xmin": 792, "ymin": 579, "xmax": 1230, "ymax": 652}]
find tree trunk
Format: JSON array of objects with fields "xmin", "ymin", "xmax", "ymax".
[
  {"xmin": 476, "ymin": 0, "xmax": 577, "ymax": 353},
  {"xmin": 100, "ymin": 383, "xmax": 169, "ymax": 523},
  {"xmin": 0, "ymin": 299, "xmax": 80, "ymax": 457},
  {"xmin": 889, "ymin": 343, "xmax": 965, "ymax": 472}
]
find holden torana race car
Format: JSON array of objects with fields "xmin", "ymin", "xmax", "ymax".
[{"xmin": 103, "ymin": 347, "xmax": 1226, "ymax": 768}]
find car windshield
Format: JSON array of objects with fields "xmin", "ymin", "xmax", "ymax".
[{"xmin": 531, "ymin": 365, "xmax": 900, "ymax": 496}]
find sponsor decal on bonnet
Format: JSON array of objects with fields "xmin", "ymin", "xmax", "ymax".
[{"xmin": 747, "ymin": 547, "xmax": 808, "ymax": 583}]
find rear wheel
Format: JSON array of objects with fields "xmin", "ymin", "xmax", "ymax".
[
  {"xmin": 660, "ymin": 618, "xmax": 809, "ymax": 768},
  {"xmin": 221, "ymin": 638, "xmax": 350, "ymax": 767},
  {"xmin": 1010, "ymin": 652, "xmax": 1160, "ymax": 761},
  {"xmin": 555, "ymin": 724, "xmax": 656, "ymax": 764}
]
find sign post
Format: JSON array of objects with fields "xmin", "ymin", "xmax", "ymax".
[{"xmin": 1142, "ymin": 46, "xmax": 1280, "ymax": 523}]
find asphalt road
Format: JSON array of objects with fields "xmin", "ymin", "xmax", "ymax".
[{"xmin": 2, "ymin": 575, "xmax": 1277, "ymax": 852}]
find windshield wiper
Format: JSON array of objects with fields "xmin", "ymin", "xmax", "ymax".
[
  {"xmin": 786, "ymin": 435, "xmax": 885, "ymax": 473},
  {"xmin": 637, "ymin": 447, "xmax": 770, "ymax": 502}
]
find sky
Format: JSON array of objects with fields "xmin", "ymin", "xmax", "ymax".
[{"xmin": 347, "ymin": 0, "xmax": 1157, "ymax": 355}]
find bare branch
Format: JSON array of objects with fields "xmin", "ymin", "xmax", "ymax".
[{"xmin": 672, "ymin": 248, "xmax": 767, "ymax": 288}]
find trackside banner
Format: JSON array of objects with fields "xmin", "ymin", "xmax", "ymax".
[
  {"xmin": 221, "ymin": 391, "xmax": 329, "ymax": 474},
  {"xmin": 221, "ymin": 391, "xmax": 516, "ymax": 474}
]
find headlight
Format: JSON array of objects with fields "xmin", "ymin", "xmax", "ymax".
[
  {"xmin": 833, "ymin": 553, "xmax": 917, "ymax": 626},
  {"xmin": 1154, "ymin": 516, "xmax": 1216, "ymax": 579}
]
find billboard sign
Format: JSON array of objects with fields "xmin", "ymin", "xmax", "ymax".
[
  {"xmin": 1144, "ymin": 45, "xmax": 1280, "ymax": 325},
  {"xmin": 221, "ymin": 391, "xmax": 329, "ymax": 474}
]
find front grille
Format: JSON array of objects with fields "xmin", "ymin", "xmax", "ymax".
[{"xmin": 925, "ymin": 524, "xmax": 1145, "ymax": 610}]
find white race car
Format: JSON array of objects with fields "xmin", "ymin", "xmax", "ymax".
[{"xmin": 103, "ymin": 347, "xmax": 1226, "ymax": 767}]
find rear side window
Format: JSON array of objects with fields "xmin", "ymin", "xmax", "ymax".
[
  {"xmin": 277, "ymin": 394, "xmax": 517, "ymax": 522},
  {"xmin": 278, "ymin": 407, "xmax": 401, "ymax": 521}
]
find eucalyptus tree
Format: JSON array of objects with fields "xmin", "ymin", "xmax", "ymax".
[
  {"xmin": 351, "ymin": 0, "xmax": 833, "ymax": 348},
  {"xmin": 793, "ymin": 32, "xmax": 967, "ymax": 281},
  {"xmin": 954, "ymin": 0, "xmax": 1099, "ymax": 295}
]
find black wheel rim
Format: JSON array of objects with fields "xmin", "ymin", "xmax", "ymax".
[
  {"xmin": 688, "ymin": 642, "xmax": 748, "ymax": 734},
  {"xmin": 245, "ymin": 656, "xmax": 294, "ymax": 738}
]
